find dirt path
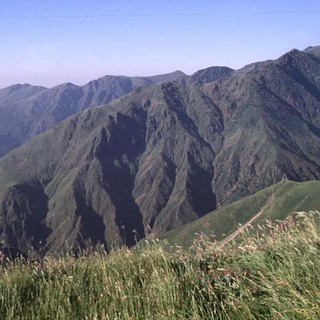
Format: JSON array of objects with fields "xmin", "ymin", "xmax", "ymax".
[{"xmin": 219, "ymin": 192, "xmax": 275, "ymax": 247}]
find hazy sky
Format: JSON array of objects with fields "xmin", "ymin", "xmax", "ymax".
[{"xmin": 0, "ymin": 0, "xmax": 319, "ymax": 88}]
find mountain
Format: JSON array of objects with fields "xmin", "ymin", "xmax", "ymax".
[
  {"xmin": 0, "ymin": 46, "xmax": 320, "ymax": 253},
  {"xmin": 204, "ymin": 46, "xmax": 320, "ymax": 205},
  {"xmin": 163, "ymin": 180, "xmax": 320, "ymax": 247},
  {"xmin": 0, "ymin": 67, "xmax": 235, "ymax": 158},
  {"xmin": 0, "ymin": 82, "xmax": 219, "ymax": 252},
  {"xmin": 187, "ymin": 66, "xmax": 234, "ymax": 84},
  {"xmin": 0, "ymin": 71, "xmax": 187, "ymax": 157}
]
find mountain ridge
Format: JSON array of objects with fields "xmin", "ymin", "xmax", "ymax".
[{"xmin": 0, "ymin": 67, "xmax": 233, "ymax": 157}]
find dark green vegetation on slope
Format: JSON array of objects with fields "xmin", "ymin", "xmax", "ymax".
[
  {"xmin": 164, "ymin": 180, "xmax": 320, "ymax": 247},
  {"xmin": 1, "ymin": 46, "xmax": 320, "ymax": 253},
  {"xmin": 1, "ymin": 212, "xmax": 320, "ymax": 319}
]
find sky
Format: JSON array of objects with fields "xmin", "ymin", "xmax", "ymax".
[{"xmin": 0, "ymin": 0, "xmax": 320, "ymax": 88}]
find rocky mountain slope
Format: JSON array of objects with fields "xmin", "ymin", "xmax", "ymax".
[
  {"xmin": 0, "ymin": 46, "xmax": 320, "ymax": 253},
  {"xmin": 0, "ymin": 68, "xmax": 233, "ymax": 157}
]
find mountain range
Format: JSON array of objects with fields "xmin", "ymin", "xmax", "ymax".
[
  {"xmin": 0, "ymin": 46, "xmax": 320, "ymax": 253},
  {"xmin": 0, "ymin": 67, "xmax": 233, "ymax": 157}
]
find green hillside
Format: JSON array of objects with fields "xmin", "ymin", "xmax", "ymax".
[{"xmin": 164, "ymin": 180, "xmax": 320, "ymax": 246}]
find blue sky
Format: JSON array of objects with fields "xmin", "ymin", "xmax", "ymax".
[{"xmin": 0, "ymin": 0, "xmax": 319, "ymax": 88}]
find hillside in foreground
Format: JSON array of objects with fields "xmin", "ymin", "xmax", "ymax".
[
  {"xmin": 163, "ymin": 180, "xmax": 320, "ymax": 247},
  {"xmin": 0, "ymin": 211, "xmax": 320, "ymax": 319}
]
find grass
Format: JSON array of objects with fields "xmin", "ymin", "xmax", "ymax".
[
  {"xmin": 163, "ymin": 180, "xmax": 320, "ymax": 247},
  {"xmin": 1, "ymin": 211, "xmax": 320, "ymax": 319}
]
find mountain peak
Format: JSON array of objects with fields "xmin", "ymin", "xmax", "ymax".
[
  {"xmin": 278, "ymin": 48, "xmax": 303, "ymax": 60},
  {"xmin": 304, "ymin": 45, "xmax": 320, "ymax": 52},
  {"xmin": 188, "ymin": 66, "xmax": 234, "ymax": 84},
  {"xmin": 304, "ymin": 45, "xmax": 320, "ymax": 60}
]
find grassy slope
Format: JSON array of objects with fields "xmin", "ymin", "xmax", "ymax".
[
  {"xmin": 1, "ymin": 212, "xmax": 320, "ymax": 319},
  {"xmin": 163, "ymin": 180, "xmax": 320, "ymax": 247}
]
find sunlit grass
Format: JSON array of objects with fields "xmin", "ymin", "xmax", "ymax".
[{"xmin": 1, "ymin": 211, "xmax": 320, "ymax": 319}]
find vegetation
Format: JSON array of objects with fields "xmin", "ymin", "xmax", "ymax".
[
  {"xmin": 1, "ymin": 211, "xmax": 320, "ymax": 319},
  {"xmin": 164, "ymin": 180, "xmax": 320, "ymax": 247}
]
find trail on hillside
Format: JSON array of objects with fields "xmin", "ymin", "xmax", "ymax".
[{"xmin": 220, "ymin": 192, "xmax": 275, "ymax": 247}]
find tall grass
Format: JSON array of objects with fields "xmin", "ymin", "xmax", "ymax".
[{"xmin": 1, "ymin": 211, "xmax": 320, "ymax": 319}]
